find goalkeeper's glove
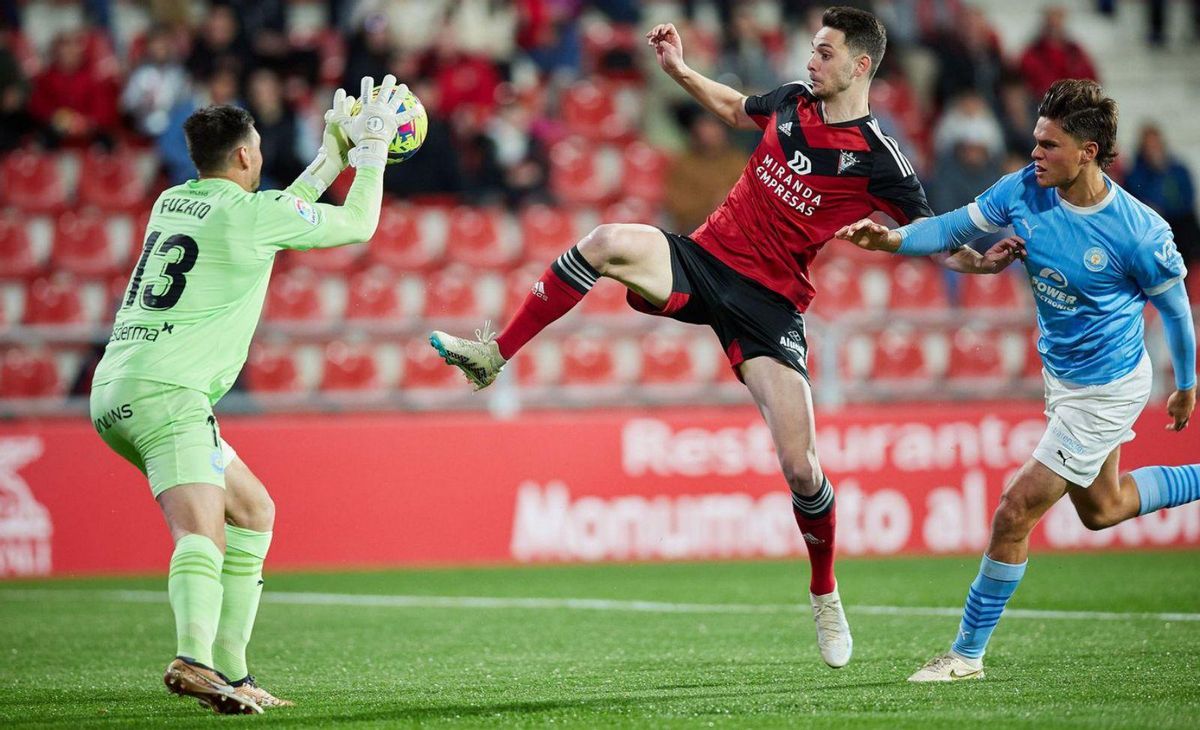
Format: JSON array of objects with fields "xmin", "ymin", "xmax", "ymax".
[
  {"xmin": 341, "ymin": 74, "xmax": 414, "ymax": 169},
  {"xmin": 297, "ymin": 87, "xmax": 356, "ymax": 196}
]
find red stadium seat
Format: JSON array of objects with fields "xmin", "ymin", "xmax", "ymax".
[
  {"xmin": 888, "ymin": 260, "xmax": 947, "ymax": 311},
  {"xmin": 400, "ymin": 338, "xmax": 462, "ymax": 390},
  {"xmin": 620, "ymin": 142, "xmax": 668, "ymax": 205},
  {"xmin": 320, "ymin": 341, "xmax": 381, "ymax": 391},
  {"xmin": 368, "ymin": 204, "xmax": 444, "ymax": 272},
  {"xmin": 807, "ymin": 257, "xmax": 867, "ymax": 318},
  {"xmin": 264, "ymin": 268, "xmax": 324, "ymax": 322},
  {"xmin": 946, "ymin": 326, "xmax": 1006, "ymax": 379},
  {"xmin": 1022, "ymin": 328, "xmax": 1044, "ymax": 379},
  {"xmin": 23, "ymin": 274, "xmax": 86, "ymax": 325},
  {"xmin": 959, "ymin": 270, "xmax": 1027, "ymax": 310},
  {"xmin": 550, "ymin": 138, "xmax": 614, "ymax": 206},
  {"xmin": 444, "ymin": 207, "xmax": 518, "ymax": 270},
  {"xmin": 580, "ymin": 277, "xmax": 634, "ymax": 316},
  {"xmin": 638, "ymin": 331, "xmax": 698, "ymax": 385},
  {"xmin": 561, "ymin": 80, "xmax": 631, "ymax": 141},
  {"xmin": 244, "ymin": 343, "xmax": 305, "ymax": 393},
  {"xmin": 560, "ymin": 334, "xmax": 622, "ymax": 386},
  {"xmin": 519, "ymin": 205, "xmax": 579, "ymax": 264},
  {"xmin": 870, "ymin": 328, "xmax": 929, "ymax": 380},
  {"xmin": 303, "ymin": 242, "xmax": 366, "ymax": 273},
  {"xmin": 345, "ymin": 266, "xmax": 405, "ymax": 322},
  {"xmin": 514, "ymin": 340, "xmax": 561, "ymax": 387},
  {"xmin": 0, "ymin": 150, "xmax": 68, "ymax": 214},
  {"xmin": 422, "ymin": 266, "xmax": 483, "ymax": 320},
  {"xmin": 77, "ymin": 149, "xmax": 150, "ymax": 212},
  {"xmin": 0, "ymin": 210, "xmax": 39, "ymax": 277},
  {"xmin": 602, "ymin": 197, "xmax": 656, "ymax": 226},
  {"xmin": 0, "ymin": 347, "xmax": 60, "ymax": 398},
  {"xmin": 51, "ymin": 210, "xmax": 120, "ymax": 276}
]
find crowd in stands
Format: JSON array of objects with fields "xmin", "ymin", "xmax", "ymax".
[{"xmin": 0, "ymin": 0, "xmax": 1197, "ymax": 405}]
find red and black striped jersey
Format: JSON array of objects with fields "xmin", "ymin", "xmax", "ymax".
[{"xmin": 690, "ymin": 81, "xmax": 933, "ymax": 311}]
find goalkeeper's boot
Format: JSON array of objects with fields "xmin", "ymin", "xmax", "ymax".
[
  {"xmin": 231, "ymin": 674, "xmax": 295, "ymax": 708},
  {"xmin": 810, "ymin": 589, "xmax": 853, "ymax": 668},
  {"xmin": 429, "ymin": 323, "xmax": 506, "ymax": 390},
  {"xmin": 907, "ymin": 652, "xmax": 985, "ymax": 682},
  {"xmin": 163, "ymin": 657, "xmax": 262, "ymax": 715}
]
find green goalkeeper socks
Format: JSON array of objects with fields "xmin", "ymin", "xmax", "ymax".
[
  {"xmin": 213, "ymin": 525, "xmax": 272, "ymax": 681},
  {"xmin": 168, "ymin": 534, "xmax": 225, "ymax": 666}
]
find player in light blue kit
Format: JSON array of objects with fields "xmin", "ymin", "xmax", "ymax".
[{"xmin": 837, "ymin": 79, "xmax": 1197, "ymax": 681}]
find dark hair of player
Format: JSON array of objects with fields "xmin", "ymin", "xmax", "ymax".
[
  {"xmin": 821, "ymin": 6, "xmax": 888, "ymax": 79},
  {"xmin": 183, "ymin": 105, "xmax": 256, "ymax": 175},
  {"xmin": 1037, "ymin": 79, "xmax": 1119, "ymax": 169}
]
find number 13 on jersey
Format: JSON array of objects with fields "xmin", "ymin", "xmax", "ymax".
[{"xmin": 124, "ymin": 231, "xmax": 199, "ymax": 311}]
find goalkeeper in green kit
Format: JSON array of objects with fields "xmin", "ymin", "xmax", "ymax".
[{"xmin": 89, "ymin": 74, "xmax": 415, "ymax": 715}]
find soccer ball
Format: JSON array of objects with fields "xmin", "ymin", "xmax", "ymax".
[{"xmin": 351, "ymin": 85, "xmax": 428, "ymax": 164}]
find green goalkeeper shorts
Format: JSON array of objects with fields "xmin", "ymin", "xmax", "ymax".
[{"xmin": 90, "ymin": 378, "xmax": 231, "ymax": 497}]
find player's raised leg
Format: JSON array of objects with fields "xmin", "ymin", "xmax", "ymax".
[
  {"xmin": 909, "ymin": 459, "xmax": 1067, "ymax": 682},
  {"xmin": 213, "ymin": 444, "xmax": 292, "ymax": 709},
  {"xmin": 740, "ymin": 356, "xmax": 850, "ymax": 668},
  {"xmin": 430, "ymin": 224, "xmax": 674, "ymax": 389}
]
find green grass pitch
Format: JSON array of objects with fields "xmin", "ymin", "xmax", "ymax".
[{"xmin": 2, "ymin": 551, "xmax": 1199, "ymax": 728}]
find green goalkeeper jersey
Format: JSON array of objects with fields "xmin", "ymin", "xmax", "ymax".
[{"xmin": 93, "ymin": 165, "xmax": 384, "ymax": 404}]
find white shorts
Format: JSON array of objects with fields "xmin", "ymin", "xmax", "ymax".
[{"xmin": 1032, "ymin": 354, "xmax": 1152, "ymax": 487}]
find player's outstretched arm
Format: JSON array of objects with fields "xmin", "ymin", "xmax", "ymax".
[
  {"xmin": 255, "ymin": 75, "xmax": 413, "ymax": 252},
  {"xmin": 286, "ymin": 88, "xmax": 356, "ymax": 203},
  {"xmin": 1148, "ymin": 281, "xmax": 1197, "ymax": 431},
  {"xmin": 646, "ymin": 23, "xmax": 757, "ymax": 130},
  {"xmin": 935, "ymin": 237, "xmax": 1026, "ymax": 275}
]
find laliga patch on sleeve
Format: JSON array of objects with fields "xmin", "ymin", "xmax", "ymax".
[{"xmin": 294, "ymin": 197, "xmax": 320, "ymax": 227}]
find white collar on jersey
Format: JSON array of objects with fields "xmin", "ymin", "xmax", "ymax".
[{"xmin": 1056, "ymin": 175, "xmax": 1117, "ymax": 215}]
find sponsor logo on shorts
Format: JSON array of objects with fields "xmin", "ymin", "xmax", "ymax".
[
  {"xmin": 778, "ymin": 330, "xmax": 807, "ymax": 359},
  {"xmin": 1056, "ymin": 449, "xmax": 1073, "ymax": 466},
  {"xmin": 211, "ymin": 450, "xmax": 226, "ymax": 475},
  {"xmin": 1083, "ymin": 247, "xmax": 1108, "ymax": 272},
  {"xmin": 93, "ymin": 404, "xmax": 133, "ymax": 433}
]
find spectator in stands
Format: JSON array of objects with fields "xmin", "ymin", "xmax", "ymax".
[
  {"xmin": 516, "ymin": 0, "xmax": 584, "ymax": 77},
  {"xmin": 28, "ymin": 31, "xmax": 119, "ymax": 148},
  {"xmin": 1018, "ymin": 6, "xmax": 1098, "ymax": 97},
  {"xmin": 664, "ymin": 104, "xmax": 747, "ymax": 233},
  {"xmin": 382, "ymin": 79, "xmax": 465, "ymax": 199},
  {"xmin": 930, "ymin": 6, "xmax": 1004, "ymax": 110},
  {"xmin": 1126, "ymin": 124, "xmax": 1200, "ymax": 266},
  {"xmin": 187, "ymin": 5, "xmax": 248, "ymax": 81},
  {"xmin": 995, "ymin": 70, "xmax": 1037, "ymax": 156},
  {"xmin": 716, "ymin": 5, "xmax": 782, "ymax": 92},
  {"xmin": 418, "ymin": 27, "xmax": 503, "ymax": 118},
  {"xmin": 158, "ymin": 66, "xmax": 240, "ymax": 185},
  {"xmin": 121, "ymin": 27, "xmax": 188, "ymax": 139},
  {"xmin": 485, "ymin": 88, "xmax": 551, "ymax": 207},
  {"xmin": 245, "ymin": 69, "xmax": 306, "ymax": 191},
  {"xmin": 341, "ymin": 13, "xmax": 396, "ymax": 95},
  {"xmin": 0, "ymin": 34, "xmax": 31, "ymax": 151},
  {"xmin": 932, "ymin": 91, "xmax": 1004, "ymax": 162}
]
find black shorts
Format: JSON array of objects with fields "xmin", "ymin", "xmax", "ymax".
[{"xmin": 626, "ymin": 230, "xmax": 809, "ymax": 380}]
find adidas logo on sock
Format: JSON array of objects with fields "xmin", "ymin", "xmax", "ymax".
[
  {"xmin": 802, "ymin": 532, "xmax": 824, "ymax": 545},
  {"xmin": 531, "ymin": 281, "xmax": 548, "ymax": 302}
]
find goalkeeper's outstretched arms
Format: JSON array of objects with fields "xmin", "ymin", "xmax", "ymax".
[{"xmin": 257, "ymin": 75, "xmax": 416, "ymax": 251}]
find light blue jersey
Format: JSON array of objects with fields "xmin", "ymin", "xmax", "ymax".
[{"xmin": 969, "ymin": 164, "xmax": 1187, "ymax": 385}]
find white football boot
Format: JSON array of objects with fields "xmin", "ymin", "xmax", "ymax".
[
  {"xmin": 907, "ymin": 652, "xmax": 985, "ymax": 682},
  {"xmin": 429, "ymin": 324, "xmax": 506, "ymax": 390},
  {"xmin": 810, "ymin": 588, "xmax": 853, "ymax": 668}
]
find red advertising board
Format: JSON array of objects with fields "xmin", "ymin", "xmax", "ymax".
[{"xmin": 1, "ymin": 402, "xmax": 1197, "ymax": 577}]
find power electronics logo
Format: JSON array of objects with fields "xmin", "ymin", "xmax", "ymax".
[
  {"xmin": 0, "ymin": 437, "xmax": 52, "ymax": 576},
  {"xmin": 1030, "ymin": 267, "xmax": 1078, "ymax": 312}
]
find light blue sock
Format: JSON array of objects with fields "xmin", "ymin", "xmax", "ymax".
[
  {"xmin": 950, "ymin": 555, "xmax": 1027, "ymax": 660},
  {"xmin": 1133, "ymin": 465, "xmax": 1200, "ymax": 515}
]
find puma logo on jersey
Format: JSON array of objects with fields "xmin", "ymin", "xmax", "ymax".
[
  {"xmin": 787, "ymin": 150, "xmax": 812, "ymax": 175},
  {"xmin": 1018, "ymin": 219, "xmax": 1039, "ymax": 237},
  {"xmin": 778, "ymin": 122, "xmax": 793, "ymax": 137}
]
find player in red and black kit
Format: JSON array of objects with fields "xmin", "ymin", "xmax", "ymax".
[{"xmin": 430, "ymin": 7, "xmax": 1021, "ymax": 668}]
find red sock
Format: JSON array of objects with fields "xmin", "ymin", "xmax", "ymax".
[
  {"xmin": 793, "ymin": 502, "xmax": 837, "ymax": 596},
  {"xmin": 496, "ymin": 247, "xmax": 598, "ymax": 360}
]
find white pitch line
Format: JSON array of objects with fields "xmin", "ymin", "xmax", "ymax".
[{"xmin": 2, "ymin": 588, "xmax": 1199, "ymax": 623}]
